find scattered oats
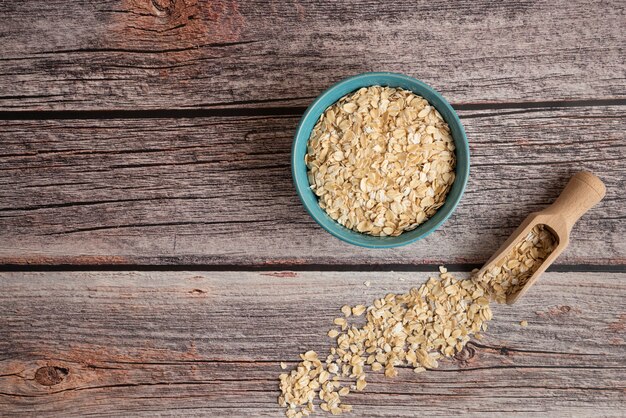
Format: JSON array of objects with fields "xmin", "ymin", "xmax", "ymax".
[
  {"xmin": 318, "ymin": 370, "xmax": 330, "ymax": 384},
  {"xmin": 333, "ymin": 318, "xmax": 347, "ymax": 328},
  {"xmin": 306, "ymin": 86, "xmax": 456, "ymax": 237},
  {"xmin": 278, "ymin": 255, "xmax": 551, "ymax": 417},
  {"xmin": 384, "ymin": 366, "xmax": 398, "ymax": 378},
  {"xmin": 351, "ymin": 305, "xmax": 367, "ymax": 316},
  {"xmin": 280, "ymin": 362, "xmax": 288, "ymax": 370},
  {"xmin": 355, "ymin": 377, "xmax": 367, "ymax": 391},
  {"xmin": 364, "ymin": 281, "xmax": 371, "ymax": 287}
]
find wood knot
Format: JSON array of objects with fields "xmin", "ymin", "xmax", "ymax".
[
  {"xmin": 454, "ymin": 344, "xmax": 476, "ymax": 364},
  {"xmin": 536, "ymin": 305, "xmax": 576, "ymax": 317},
  {"xmin": 151, "ymin": 0, "xmax": 176, "ymax": 16},
  {"xmin": 35, "ymin": 366, "xmax": 69, "ymax": 386}
]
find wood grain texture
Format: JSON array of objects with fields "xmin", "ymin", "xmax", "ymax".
[
  {"xmin": 1, "ymin": 106, "xmax": 624, "ymax": 265},
  {"xmin": 0, "ymin": 0, "xmax": 624, "ymax": 110},
  {"xmin": 0, "ymin": 270, "xmax": 624, "ymax": 417}
]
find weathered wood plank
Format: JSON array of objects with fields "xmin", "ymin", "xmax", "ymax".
[
  {"xmin": 1, "ymin": 106, "xmax": 624, "ymax": 265},
  {"xmin": 0, "ymin": 0, "xmax": 624, "ymax": 110},
  {"xmin": 0, "ymin": 270, "xmax": 624, "ymax": 416}
]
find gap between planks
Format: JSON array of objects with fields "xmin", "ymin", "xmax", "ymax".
[
  {"xmin": 0, "ymin": 98, "xmax": 625, "ymax": 120},
  {"xmin": 0, "ymin": 263, "xmax": 624, "ymax": 272}
]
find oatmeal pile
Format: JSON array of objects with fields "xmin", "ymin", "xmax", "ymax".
[
  {"xmin": 305, "ymin": 86, "xmax": 456, "ymax": 237},
  {"xmin": 277, "ymin": 226, "xmax": 557, "ymax": 417}
]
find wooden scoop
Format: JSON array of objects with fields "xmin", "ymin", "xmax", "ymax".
[{"xmin": 476, "ymin": 171, "xmax": 606, "ymax": 305}]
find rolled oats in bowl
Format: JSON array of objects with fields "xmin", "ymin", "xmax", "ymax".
[
  {"xmin": 292, "ymin": 73, "xmax": 469, "ymax": 248},
  {"xmin": 305, "ymin": 86, "xmax": 456, "ymax": 237}
]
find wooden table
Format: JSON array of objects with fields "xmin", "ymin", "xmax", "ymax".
[{"xmin": 1, "ymin": 1, "xmax": 624, "ymax": 416}]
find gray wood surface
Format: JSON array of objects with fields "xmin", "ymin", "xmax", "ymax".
[
  {"xmin": 1, "ymin": 0, "xmax": 624, "ymax": 416},
  {"xmin": 0, "ymin": 0, "xmax": 624, "ymax": 110},
  {"xmin": 1, "ymin": 106, "xmax": 624, "ymax": 266},
  {"xmin": 1, "ymin": 270, "xmax": 624, "ymax": 417}
]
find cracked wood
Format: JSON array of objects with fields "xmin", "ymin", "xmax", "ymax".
[
  {"xmin": 0, "ymin": 270, "xmax": 624, "ymax": 416},
  {"xmin": 0, "ymin": 0, "xmax": 624, "ymax": 110},
  {"xmin": 0, "ymin": 106, "xmax": 624, "ymax": 265}
]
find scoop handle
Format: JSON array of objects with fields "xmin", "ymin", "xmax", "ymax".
[{"xmin": 544, "ymin": 171, "xmax": 606, "ymax": 231}]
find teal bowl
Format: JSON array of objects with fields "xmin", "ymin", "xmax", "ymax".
[{"xmin": 291, "ymin": 72, "xmax": 469, "ymax": 248}]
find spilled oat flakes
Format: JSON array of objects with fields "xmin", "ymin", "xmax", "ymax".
[{"xmin": 277, "ymin": 226, "xmax": 556, "ymax": 417}]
